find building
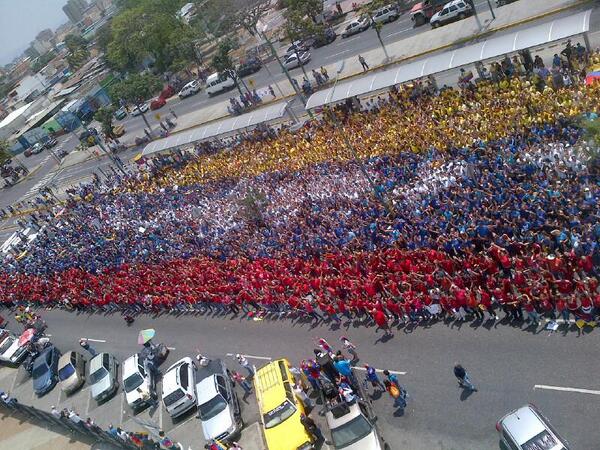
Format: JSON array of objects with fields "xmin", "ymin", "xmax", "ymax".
[
  {"xmin": 63, "ymin": 0, "xmax": 89, "ymax": 24},
  {"xmin": 36, "ymin": 29, "xmax": 55, "ymax": 43},
  {"xmin": 32, "ymin": 39, "xmax": 54, "ymax": 56}
]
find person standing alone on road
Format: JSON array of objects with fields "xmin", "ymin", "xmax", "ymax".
[
  {"xmin": 358, "ymin": 55, "xmax": 369, "ymax": 72},
  {"xmin": 236, "ymin": 354, "xmax": 255, "ymax": 377},
  {"xmin": 454, "ymin": 364, "xmax": 477, "ymax": 391}
]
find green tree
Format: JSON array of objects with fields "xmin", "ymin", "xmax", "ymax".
[
  {"xmin": 284, "ymin": 0, "xmax": 323, "ymax": 22},
  {"xmin": 212, "ymin": 40, "xmax": 244, "ymax": 96},
  {"xmin": 94, "ymin": 106, "xmax": 116, "ymax": 140},
  {"xmin": 109, "ymin": 73, "xmax": 162, "ymax": 130},
  {"xmin": 0, "ymin": 140, "xmax": 12, "ymax": 165},
  {"xmin": 95, "ymin": 22, "xmax": 113, "ymax": 55},
  {"xmin": 578, "ymin": 117, "xmax": 600, "ymax": 174},
  {"xmin": 235, "ymin": 0, "xmax": 271, "ymax": 35},
  {"xmin": 31, "ymin": 51, "xmax": 57, "ymax": 72},
  {"xmin": 64, "ymin": 34, "xmax": 90, "ymax": 70}
]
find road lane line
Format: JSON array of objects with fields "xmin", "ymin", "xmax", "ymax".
[
  {"xmin": 354, "ymin": 367, "xmax": 407, "ymax": 375},
  {"xmin": 82, "ymin": 338, "xmax": 106, "ymax": 343},
  {"xmin": 534, "ymin": 385, "xmax": 600, "ymax": 395},
  {"xmin": 325, "ymin": 49, "xmax": 354, "ymax": 60},
  {"xmin": 336, "ymin": 36, "xmax": 361, "ymax": 46},
  {"xmin": 226, "ymin": 353, "xmax": 272, "ymax": 361},
  {"xmin": 167, "ymin": 346, "xmax": 176, "ymax": 351},
  {"xmin": 385, "ymin": 26, "xmax": 413, "ymax": 38}
]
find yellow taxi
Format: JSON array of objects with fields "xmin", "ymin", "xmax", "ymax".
[{"xmin": 254, "ymin": 358, "xmax": 314, "ymax": 450}]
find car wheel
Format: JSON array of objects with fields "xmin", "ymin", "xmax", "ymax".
[
  {"xmin": 432, "ymin": 21, "xmax": 439, "ymax": 28},
  {"xmin": 458, "ymin": 13, "xmax": 465, "ymax": 19},
  {"xmin": 414, "ymin": 15, "xmax": 425, "ymax": 27}
]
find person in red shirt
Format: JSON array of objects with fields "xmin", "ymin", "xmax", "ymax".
[{"xmin": 372, "ymin": 308, "xmax": 392, "ymax": 336}]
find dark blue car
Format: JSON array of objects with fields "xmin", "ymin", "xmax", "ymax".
[{"xmin": 32, "ymin": 345, "xmax": 60, "ymax": 396}]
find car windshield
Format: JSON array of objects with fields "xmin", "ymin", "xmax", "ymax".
[
  {"xmin": 58, "ymin": 363, "xmax": 75, "ymax": 381},
  {"xmin": 90, "ymin": 366, "xmax": 108, "ymax": 384},
  {"xmin": 32, "ymin": 362, "xmax": 48, "ymax": 379},
  {"xmin": 263, "ymin": 400, "xmax": 296, "ymax": 429},
  {"xmin": 522, "ymin": 430, "xmax": 559, "ymax": 450},
  {"xmin": 331, "ymin": 414, "xmax": 373, "ymax": 448},
  {"xmin": 164, "ymin": 389, "xmax": 185, "ymax": 406},
  {"xmin": 198, "ymin": 395, "xmax": 227, "ymax": 421},
  {"xmin": 124, "ymin": 372, "xmax": 144, "ymax": 393}
]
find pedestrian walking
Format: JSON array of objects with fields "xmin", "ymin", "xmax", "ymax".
[
  {"xmin": 79, "ymin": 339, "xmax": 97, "ymax": 357},
  {"xmin": 235, "ymin": 354, "xmax": 255, "ymax": 377},
  {"xmin": 169, "ymin": 108, "xmax": 177, "ymax": 119},
  {"xmin": 317, "ymin": 338, "xmax": 333, "ymax": 355},
  {"xmin": 320, "ymin": 66, "xmax": 329, "ymax": 81},
  {"xmin": 364, "ymin": 364, "xmax": 385, "ymax": 392},
  {"xmin": 293, "ymin": 382, "xmax": 312, "ymax": 409},
  {"xmin": 373, "ymin": 309, "xmax": 392, "ymax": 336},
  {"xmin": 454, "ymin": 364, "xmax": 477, "ymax": 391},
  {"xmin": 268, "ymin": 85, "xmax": 276, "ymax": 98},
  {"xmin": 384, "ymin": 380, "xmax": 407, "ymax": 410},
  {"xmin": 340, "ymin": 336, "xmax": 358, "ymax": 362},
  {"xmin": 358, "ymin": 55, "xmax": 369, "ymax": 72},
  {"xmin": 300, "ymin": 413, "xmax": 325, "ymax": 443},
  {"xmin": 51, "ymin": 405, "xmax": 61, "ymax": 418},
  {"xmin": 383, "ymin": 369, "xmax": 400, "ymax": 389},
  {"xmin": 230, "ymin": 370, "xmax": 252, "ymax": 395}
]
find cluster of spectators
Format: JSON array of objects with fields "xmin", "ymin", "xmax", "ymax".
[{"xmin": 1, "ymin": 48, "xmax": 599, "ymax": 331}]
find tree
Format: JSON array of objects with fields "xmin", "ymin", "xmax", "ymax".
[
  {"xmin": 95, "ymin": 22, "xmax": 113, "ymax": 55},
  {"xmin": 94, "ymin": 106, "xmax": 116, "ymax": 140},
  {"xmin": 64, "ymin": 34, "xmax": 90, "ymax": 70},
  {"xmin": 31, "ymin": 51, "xmax": 57, "ymax": 72},
  {"xmin": 109, "ymin": 73, "xmax": 162, "ymax": 130},
  {"xmin": 0, "ymin": 140, "xmax": 12, "ymax": 165},
  {"xmin": 284, "ymin": 0, "xmax": 323, "ymax": 22},
  {"xmin": 235, "ymin": 0, "xmax": 271, "ymax": 35},
  {"xmin": 212, "ymin": 40, "xmax": 244, "ymax": 97},
  {"xmin": 578, "ymin": 116, "xmax": 600, "ymax": 175},
  {"xmin": 359, "ymin": 0, "xmax": 389, "ymax": 61}
]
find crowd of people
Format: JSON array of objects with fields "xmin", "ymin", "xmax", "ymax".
[{"xmin": 1, "ymin": 46, "xmax": 599, "ymax": 332}]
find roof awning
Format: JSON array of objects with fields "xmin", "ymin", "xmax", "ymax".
[
  {"xmin": 141, "ymin": 101, "xmax": 289, "ymax": 157},
  {"xmin": 306, "ymin": 9, "xmax": 591, "ymax": 109}
]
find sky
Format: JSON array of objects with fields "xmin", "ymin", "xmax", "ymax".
[{"xmin": 0, "ymin": 0, "xmax": 69, "ymax": 66}]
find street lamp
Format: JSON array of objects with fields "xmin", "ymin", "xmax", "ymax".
[{"xmin": 325, "ymin": 61, "xmax": 395, "ymax": 217}]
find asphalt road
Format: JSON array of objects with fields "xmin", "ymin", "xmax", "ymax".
[{"xmin": 2, "ymin": 309, "xmax": 599, "ymax": 450}]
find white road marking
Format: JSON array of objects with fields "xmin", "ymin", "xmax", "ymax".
[
  {"xmin": 385, "ymin": 26, "xmax": 413, "ymax": 38},
  {"xmin": 326, "ymin": 49, "xmax": 354, "ymax": 60},
  {"xmin": 167, "ymin": 346, "xmax": 176, "ymax": 351},
  {"xmin": 226, "ymin": 352, "xmax": 272, "ymax": 361},
  {"xmin": 82, "ymin": 338, "xmax": 106, "ymax": 343},
  {"xmin": 534, "ymin": 385, "xmax": 600, "ymax": 396},
  {"xmin": 336, "ymin": 36, "xmax": 361, "ymax": 46},
  {"xmin": 354, "ymin": 367, "xmax": 407, "ymax": 375}
]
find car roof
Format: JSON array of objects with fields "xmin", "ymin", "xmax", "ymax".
[
  {"xmin": 196, "ymin": 375, "xmax": 219, "ymax": 403},
  {"xmin": 164, "ymin": 357, "xmax": 192, "ymax": 392},
  {"xmin": 34, "ymin": 345, "xmax": 55, "ymax": 366},
  {"xmin": 500, "ymin": 405, "xmax": 548, "ymax": 444},
  {"xmin": 89, "ymin": 352, "xmax": 110, "ymax": 371},
  {"xmin": 196, "ymin": 358, "xmax": 224, "ymax": 382},
  {"xmin": 444, "ymin": 0, "xmax": 465, "ymax": 6},
  {"xmin": 58, "ymin": 351, "xmax": 77, "ymax": 367},
  {"xmin": 325, "ymin": 400, "xmax": 362, "ymax": 429},
  {"xmin": 123, "ymin": 354, "xmax": 141, "ymax": 375}
]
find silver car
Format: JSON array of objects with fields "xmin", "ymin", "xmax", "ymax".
[
  {"xmin": 58, "ymin": 351, "xmax": 86, "ymax": 394},
  {"xmin": 89, "ymin": 352, "xmax": 119, "ymax": 402},
  {"xmin": 496, "ymin": 404, "xmax": 570, "ymax": 450}
]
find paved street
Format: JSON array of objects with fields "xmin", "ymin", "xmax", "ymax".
[{"xmin": 1, "ymin": 309, "xmax": 598, "ymax": 450}]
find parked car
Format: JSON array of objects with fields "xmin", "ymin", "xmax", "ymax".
[
  {"xmin": 122, "ymin": 353, "xmax": 155, "ymax": 410},
  {"xmin": 58, "ymin": 351, "xmax": 86, "ymax": 394},
  {"xmin": 114, "ymin": 106, "xmax": 128, "ymax": 120},
  {"xmin": 160, "ymin": 85, "xmax": 175, "ymax": 99},
  {"xmin": 0, "ymin": 333, "xmax": 30, "ymax": 365},
  {"xmin": 150, "ymin": 97, "xmax": 166, "ymax": 110},
  {"xmin": 282, "ymin": 51, "xmax": 311, "ymax": 70},
  {"xmin": 43, "ymin": 137, "xmax": 57, "ymax": 149},
  {"xmin": 411, "ymin": 0, "xmax": 447, "ymax": 26},
  {"xmin": 307, "ymin": 27, "xmax": 337, "ymax": 48},
  {"xmin": 131, "ymin": 103, "xmax": 149, "ymax": 116},
  {"xmin": 371, "ymin": 4, "xmax": 400, "ymax": 25},
  {"xmin": 78, "ymin": 128, "xmax": 98, "ymax": 144},
  {"xmin": 342, "ymin": 16, "xmax": 370, "ymax": 38},
  {"xmin": 496, "ymin": 0, "xmax": 519, "ymax": 5},
  {"xmin": 430, "ymin": 0, "xmax": 473, "ymax": 28},
  {"xmin": 31, "ymin": 143, "xmax": 44, "ymax": 155},
  {"xmin": 89, "ymin": 352, "xmax": 119, "ymax": 402},
  {"xmin": 112, "ymin": 124, "xmax": 126, "ymax": 137},
  {"xmin": 325, "ymin": 398, "xmax": 385, "ymax": 450},
  {"xmin": 496, "ymin": 404, "xmax": 570, "ymax": 450},
  {"xmin": 206, "ymin": 72, "xmax": 236, "ymax": 97},
  {"xmin": 285, "ymin": 41, "xmax": 309, "ymax": 57},
  {"xmin": 32, "ymin": 345, "xmax": 61, "ymax": 396},
  {"xmin": 196, "ymin": 359, "xmax": 242, "ymax": 442},
  {"xmin": 178, "ymin": 80, "xmax": 201, "ymax": 99},
  {"xmin": 236, "ymin": 58, "xmax": 262, "ymax": 78},
  {"xmin": 162, "ymin": 357, "xmax": 197, "ymax": 418}
]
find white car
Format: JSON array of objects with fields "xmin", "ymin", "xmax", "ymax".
[
  {"xmin": 496, "ymin": 404, "xmax": 570, "ymax": 450},
  {"xmin": 196, "ymin": 359, "xmax": 242, "ymax": 441},
  {"xmin": 162, "ymin": 357, "xmax": 197, "ymax": 418},
  {"xmin": 89, "ymin": 352, "xmax": 119, "ymax": 402},
  {"xmin": 282, "ymin": 51, "xmax": 311, "ymax": 70},
  {"xmin": 122, "ymin": 354, "xmax": 155, "ymax": 410},
  {"xmin": 325, "ymin": 399, "xmax": 384, "ymax": 450},
  {"xmin": 178, "ymin": 80, "xmax": 201, "ymax": 99},
  {"xmin": 0, "ymin": 334, "xmax": 29, "ymax": 365},
  {"xmin": 430, "ymin": 0, "xmax": 473, "ymax": 28},
  {"xmin": 131, "ymin": 102, "xmax": 149, "ymax": 116},
  {"xmin": 371, "ymin": 5, "xmax": 399, "ymax": 25},
  {"xmin": 341, "ymin": 16, "xmax": 370, "ymax": 38}
]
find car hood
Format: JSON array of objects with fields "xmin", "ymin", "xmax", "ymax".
[
  {"xmin": 341, "ymin": 431, "xmax": 382, "ymax": 450},
  {"xmin": 61, "ymin": 374, "xmax": 81, "ymax": 392},
  {"xmin": 264, "ymin": 410, "xmax": 312, "ymax": 450},
  {"xmin": 201, "ymin": 407, "xmax": 233, "ymax": 440},
  {"xmin": 33, "ymin": 371, "xmax": 52, "ymax": 393},
  {"xmin": 125, "ymin": 384, "xmax": 148, "ymax": 405},
  {"xmin": 91, "ymin": 375, "xmax": 112, "ymax": 399},
  {"xmin": 411, "ymin": 2, "xmax": 424, "ymax": 12}
]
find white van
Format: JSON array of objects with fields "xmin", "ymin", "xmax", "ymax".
[{"xmin": 205, "ymin": 72, "xmax": 236, "ymax": 97}]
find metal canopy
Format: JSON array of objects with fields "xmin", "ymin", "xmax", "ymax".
[
  {"xmin": 306, "ymin": 9, "xmax": 591, "ymax": 110},
  {"xmin": 141, "ymin": 101, "xmax": 289, "ymax": 157}
]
